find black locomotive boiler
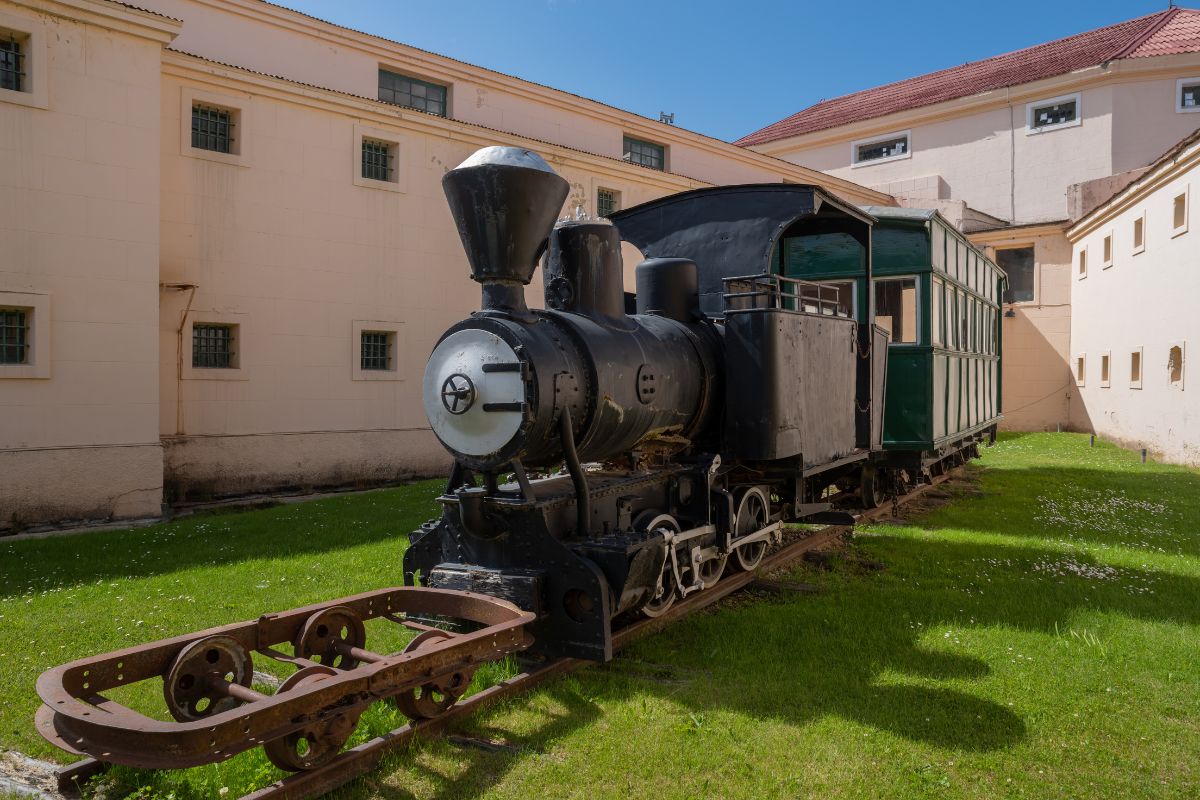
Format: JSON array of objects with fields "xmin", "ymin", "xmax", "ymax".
[{"xmin": 405, "ymin": 146, "xmax": 889, "ymax": 661}]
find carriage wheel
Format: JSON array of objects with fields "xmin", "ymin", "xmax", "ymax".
[
  {"xmin": 731, "ymin": 488, "xmax": 769, "ymax": 572},
  {"xmin": 263, "ymin": 665, "xmax": 361, "ymax": 771},
  {"xmin": 860, "ymin": 465, "xmax": 886, "ymax": 509},
  {"xmin": 391, "ymin": 630, "xmax": 476, "ymax": 720},
  {"xmin": 163, "ymin": 635, "xmax": 253, "ymax": 722}
]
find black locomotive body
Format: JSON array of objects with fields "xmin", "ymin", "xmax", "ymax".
[{"xmin": 404, "ymin": 147, "xmax": 895, "ymax": 661}]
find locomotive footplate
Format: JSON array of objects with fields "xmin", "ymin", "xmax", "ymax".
[{"xmin": 35, "ymin": 587, "xmax": 534, "ymax": 772}]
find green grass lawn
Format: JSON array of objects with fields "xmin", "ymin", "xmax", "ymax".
[{"xmin": 2, "ymin": 433, "xmax": 1198, "ymax": 799}]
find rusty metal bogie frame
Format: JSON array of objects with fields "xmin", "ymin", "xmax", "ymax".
[{"xmin": 36, "ymin": 587, "xmax": 534, "ymax": 770}]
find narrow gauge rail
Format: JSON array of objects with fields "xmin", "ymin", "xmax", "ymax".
[{"xmin": 54, "ymin": 470, "xmax": 963, "ymax": 799}]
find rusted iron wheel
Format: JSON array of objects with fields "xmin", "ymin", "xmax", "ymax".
[
  {"xmin": 163, "ymin": 635, "xmax": 253, "ymax": 722},
  {"xmin": 731, "ymin": 487, "xmax": 769, "ymax": 572},
  {"xmin": 294, "ymin": 606, "xmax": 367, "ymax": 670},
  {"xmin": 637, "ymin": 512, "xmax": 680, "ymax": 618},
  {"xmin": 391, "ymin": 630, "xmax": 476, "ymax": 721},
  {"xmin": 263, "ymin": 665, "xmax": 361, "ymax": 771},
  {"xmin": 859, "ymin": 465, "xmax": 885, "ymax": 509}
]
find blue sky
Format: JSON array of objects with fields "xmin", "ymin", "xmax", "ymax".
[{"xmin": 281, "ymin": 0, "xmax": 1176, "ymax": 142}]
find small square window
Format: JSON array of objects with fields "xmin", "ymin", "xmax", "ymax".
[
  {"xmin": 623, "ymin": 136, "xmax": 666, "ymax": 171},
  {"xmin": 0, "ymin": 31, "xmax": 25, "ymax": 93},
  {"xmin": 360, "ymin": 331, "xmax": 393, "ymax": 371},
  {"xmin": 1075, "ymin": 355, "xmax": 1086, "ymax": 386},
  {"xmin": 597, "ymin": 187, "xmax": 620, "ymax": 218},
  {"xmin": 1177, "ymin": 78, "xmax": 1200, "ymax": 113},
  {"xmin": 361, "ymin": 138, "xmax": 396, "ymax": 183},
  {"xmin": 1078, "ymin": 248, "xmax": 1087, "ymax": 278},
  {"xmin": 1173, "ymin": 192, "xmax": 1188, "ymax": 234},
  {"xmin": 1028, "ymin": 94, "xmax": 1080, "ymax": 132},
  {"xmin": 378, "ymin": 69, "xmax": 448, "ymax": 117},
  {"xmin": 0, "ymin": 307, "xmax": 29, "ymax": 364},
  {"xmin": 1102, "ymin": 234, "xmax": 1113, "ymax": 268},
  {"xmin": 853, "ymin": 132, "xmax": 910, "ymax": 165},
  {"xmin": 1133, "ymin": 215, "xmax": 1145, "ymax": 254},
  {"xmin": 1100, "ymin": 353, "xmax": 1111, "ymax": 387},
  {"xmin": 192, "ymin": 323, "xmax": 236, "ymax": 369},
  {"xmin": 1130, "ymin": 349, "xmax": 1143, "ymax": 389},
  {"xmin": 192, "ymin": 104, "xmax": 235, "ymax": 154}
]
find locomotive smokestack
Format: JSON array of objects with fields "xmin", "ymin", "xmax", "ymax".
[{"xmin": 442, "ymin": 147, "xmax": 570, "ymax": 313}]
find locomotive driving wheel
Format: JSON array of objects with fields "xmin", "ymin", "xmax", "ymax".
[
  {"xmin": 263, "ymin": 665, "xmax": 362, "ymax": 772},
  {"xmin": 637, "ymin": 512, "xmax": 680, "ymax": 618},
  {"xmin": 731, "ymin": 487, "xmax": 769, "ymax": 572},
  {"xmin": 391, "ymin": 630, "xmax": 476, "ymax": 720}
]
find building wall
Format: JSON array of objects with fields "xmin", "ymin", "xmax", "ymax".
[
  {"xmin": 761, "ymin": 64, "xmax": 1200, "ymax": 224},
  {"xmin": 1070, "ymin": 158, "xmax": 1200, "ymax": 466},
  {"xmin": 139, "ymin": 0, "xmax": 885, "ymax": 206},
  {"xmin": 970, "ymin": 228, "xmax": 1074, "ymax": 431},
  {"xmin": 0, "ymin": 1, "xmax": 177, "ymax": 531}
]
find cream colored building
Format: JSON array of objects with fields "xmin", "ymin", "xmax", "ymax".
[
  {"xmin": 0, "ymin": 0, "xmax": 891, "ymax": 530},
  {"xmin": 738, "ymin": 7, "xmax": 1200, "ymax": 432},
  {"xmin": 1067, "ymin": 129, "xmax": 1200, "ymax": 465}
]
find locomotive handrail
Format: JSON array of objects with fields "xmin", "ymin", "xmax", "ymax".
[{"xmin": 721, "ymin": 273, "xmax": 851, "ymax": 317}]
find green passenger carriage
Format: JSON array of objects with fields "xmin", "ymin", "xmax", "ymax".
[{"xmin": 776, "ymin": 206, "xmax": 1004, "ymax": 477}]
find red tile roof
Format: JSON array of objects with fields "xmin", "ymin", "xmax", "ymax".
[{"xmin": 736, "ymin": 8, "xmax": 1200, "ymax": 147}]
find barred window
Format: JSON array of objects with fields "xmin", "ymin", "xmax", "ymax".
[
  {"xmin": 362, "ymin": 139, "xmax": 394, "ymax": 182},
  {"xmin": 0, "ymin": 308, "xmax": 29, "ymax": 364},
  {"xmin": 0, "ymin": 34, "xmax": 24, "ymax": 93},
  {"xmin": 378, "ymin": 69, "xmax": 447, "ymax": 117},
  {"xmin": 192, "ymin": 324, "xmax": 235, "ymax": 369},
  {"xmin": 623, "ymin": 136, "xmax": 665, "ymax": 171},
  {"xmin": 360, "ymin": 331, "xmax": 392, "ymax": 371},
  {"xmin": 192, "ymin": 104, "xmax": 235, "ymax": 154},
  {"xmin": 597, "ymin": 187, "xmax": 619, "ymax": 218}
]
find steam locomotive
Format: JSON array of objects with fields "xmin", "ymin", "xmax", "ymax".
[{"xmin": 405, "ymin": 146, "xmax": 1002, "ymax": 662}]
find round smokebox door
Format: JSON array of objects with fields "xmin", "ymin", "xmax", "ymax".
[{"xmin": 423, "ymin": 328, "xmax": 527, "ymax": 458}]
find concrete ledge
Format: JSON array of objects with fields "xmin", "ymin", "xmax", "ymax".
[
  {"xmin": 162, "ymin": 428, "xmax": 451, "ymax": 502},
  {"xmin": 0, "ymin": 444, "xmax": 163, "ymax": 533}
]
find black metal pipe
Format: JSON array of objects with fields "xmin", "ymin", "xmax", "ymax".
[{"xmin": 559, "ymin": 406, "xmax": 589, "ymax": 537}]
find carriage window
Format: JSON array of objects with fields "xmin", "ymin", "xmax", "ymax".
[
  {"xmin": 874, "ymin": 278, "xmax": 918, "ymax": 344},
  {"xmin": 805, "ymin": 281, "xmax": 855, "ymax": 318},
  {"xmin": 996, "ymin": 246, "xmax": 1034, "ymax": 303},
  {"xmin": 931, "ymin": 278, "xmax": 944, "ymax": 347}
]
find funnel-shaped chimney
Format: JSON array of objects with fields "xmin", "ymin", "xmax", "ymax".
[{"xmin": 442, "ymin": 147, "xmax": 569, "ymax": 312}]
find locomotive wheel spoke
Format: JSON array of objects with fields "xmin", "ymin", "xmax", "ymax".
[
  {"xmin": 263, "ymin": 665, "xmax": 360, "ymax": 772},
  {"xmin": 163, "ymin": 635, "xmax": 253, "ymax": 722},
  {"xmin": 293, "ymin": 606, "xmax": 367, "ymax": 670},
  {"xmin": 391, "ymin": 630, "xmax": 476, "ymax": 721},
  {"xmin": 636, "ymin": 513, "xmax": 682, "ymax": 618},
  {"xmin": 697, "ymin": 554, "xmax": 728, "ymax": 587},
  {"xmin": 732, "ymin": 488, "xmax": 769, "ymax": 572}
]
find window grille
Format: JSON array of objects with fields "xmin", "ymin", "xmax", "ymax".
[
  {"xmin": 360, "ymin": 331, "xmax": 391, "ymax": 371},
  {"xmin": 1182, "ymin": 83, "xmax": 1200, "ymax": 109},
  {"xmin": 192, "ymin": 324, "xmax": 234, "ymax": 368},
  {"xmin": 1032, "ymin": 99, "xmax": 1076, "ymax": 128},
  {"xmin": 0, "ymin": 308, "xmax": 29, "ymax": 364},
  {"xmin": 597, "ymin": 188, "xmax": 617, "ymax": 218},
  {"xmin": 378, "ymin": 70, "xmax": 447, "ymax": 117},
  {"xmin": 362, "ymin": 139, "xmax": 393, "ymax": 182},
  {"xmin": 623, "ymin": 136, "xmax": 665, "ymax": 171},
  {"xmin": 0, "ymin": 35, "xmax": 23, "ymax": 93},
  {"xmin": 192, "ymin": 105, "xmax": 235, "ymax": 154},
  {"xmin": 856, "ymin": 135, "xmax": 908, "ymax": 163}
]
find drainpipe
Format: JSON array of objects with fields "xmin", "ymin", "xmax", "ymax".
[{"xmin": 160, "ymin": 283, "xmax": 197, "ymax": 436}]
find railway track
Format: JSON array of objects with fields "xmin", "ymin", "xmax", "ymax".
[{"xmin": 56, "ymin": 469, "xmax": 962, "ymax": 799}]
